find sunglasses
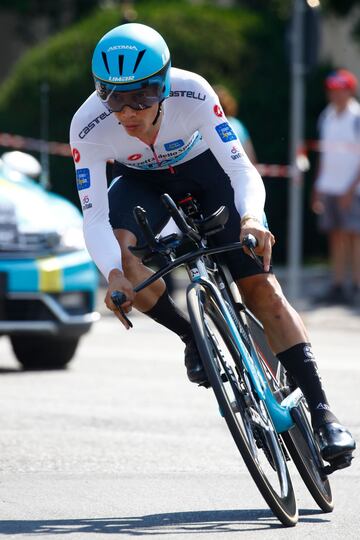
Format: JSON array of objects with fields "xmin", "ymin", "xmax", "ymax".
[{"xmin": 95, "ymin": 80, "xmax": 162, "ymax": 112}]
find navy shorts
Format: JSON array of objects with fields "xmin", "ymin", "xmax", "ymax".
[
  {"xmin": 108, "ymin": 150, "xmax": 270, "ymax": 281},
  {"xmin": 318, "ymin": 193, "xmax": 360, "ymax": 233}
]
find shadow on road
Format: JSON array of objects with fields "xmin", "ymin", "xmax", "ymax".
[
  {"xmin": 0, "ymin": 508, "xmax": 330, "ymax": 535},
  {"xmin": 0, "ymin": 367, "xmax": 21, "ymax": 374}
]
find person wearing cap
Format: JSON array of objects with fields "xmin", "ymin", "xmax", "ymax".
[{"xmin": 312, "ymin": 69, "xmax": 360, "ymax": 305}]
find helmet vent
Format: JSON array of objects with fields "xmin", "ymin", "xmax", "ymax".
[
  {"xmin": 133, "ymin": 49, "xmax": 146, "ymax": 74},
  {"xmin": 118, "ymin": 54, "xmax": 124, "ymax": 76},
  {"xmin": 101, "ymin": 52, "xmax": 110, "ymax": 74}
]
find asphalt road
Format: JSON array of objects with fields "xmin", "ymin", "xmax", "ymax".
[{"xmin": 0, "ymin": 295, "xmax": 359, "ymax": 539}]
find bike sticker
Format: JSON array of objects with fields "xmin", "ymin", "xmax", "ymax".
[
  {"xmin": 76, "ymin": 168, "xmax": 91, "ymax": 190},
  {"xmin": 189, "ymin": 268, "xmax": 200, "ymax": 279}
]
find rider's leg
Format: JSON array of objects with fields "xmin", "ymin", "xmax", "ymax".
[
  {"xmin": 237, "ymin": 272, "xmax": 355, "ymax": 460},
  {"xmin": 236, "ymin": 273, "xmax": 336, "ymax": 426},
  {"xmin": 114, "ymin": 229, "xmax": 206, "ymax": 384}
]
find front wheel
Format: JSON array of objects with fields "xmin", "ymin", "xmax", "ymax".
[
  {"xmin": 187, "ymin": 284, "xmax": 298, "ymax": 527},
  {"xmin": 10, "ymin": 335, "xmax": 80, "ymax": 370}
]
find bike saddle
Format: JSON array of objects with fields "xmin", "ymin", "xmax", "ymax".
[{"xmin": 194, "ymin": 205, "xmax": 229, "ymax": 236}]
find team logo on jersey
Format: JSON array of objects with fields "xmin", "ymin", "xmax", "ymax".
[
  {"xmin": 72, "ymin": 148, "xmax": 81, "ymax": 163},
  {"xmin": 213, "ymin": 105, "xmax": 223, "ymax": 117},
  {"xmin": 76, "ymin": 168, "xmax": 91, "ymax": 190},
  {"xmin": 127, "ymin": 153, "xmax": 142, "ymax": 161},
  {"xmin": 164, "ymin": 139, "xmax": 185, "ymax": 151},
  {"xmin": 215, "ymin": 122, "xmax": 237, "ymax": 143}
]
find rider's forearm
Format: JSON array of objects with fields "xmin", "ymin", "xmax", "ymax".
[
  {"xmin": 83, "ymin": 221, "xmax": 122, "ymax": 281},
  {"xmin": 232, "ymin": 165, "xmax": 266, "ymax": 222}
]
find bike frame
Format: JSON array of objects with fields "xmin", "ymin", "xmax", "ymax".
[
  {"xmin": 130, "ymin": 238, "xmax": 303, "ymax": 434},
  {"xmin": 185, "ymin": 254, "xmax": 303, "ymax": 434}
]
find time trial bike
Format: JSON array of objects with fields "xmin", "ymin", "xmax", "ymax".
[{"xmin": 111, "ymin": 192, "xmax": 345, "ymax": 527}]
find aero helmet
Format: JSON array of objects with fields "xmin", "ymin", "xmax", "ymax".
[{"xmin": 92, "ymin": 23, "xmax": 171, "ymax": 111}]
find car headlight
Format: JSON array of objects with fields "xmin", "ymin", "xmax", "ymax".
[{"xmin": 59, "ymin": 227, "xmax": 86, "ymax": 251}]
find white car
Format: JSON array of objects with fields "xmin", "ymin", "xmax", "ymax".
[{"xmin": 0, "ymin": 151, "xmax": 99, "ymax": 369}]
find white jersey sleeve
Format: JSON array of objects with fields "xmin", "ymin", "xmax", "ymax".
[
  {"xmin": 70, "ymin": 111, "xmax": 122, "ymax": 281},
  {"xmin": 186, "ymin": 74, "xmax": 265, "ymax": 221}
]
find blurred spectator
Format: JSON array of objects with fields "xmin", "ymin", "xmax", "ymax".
[
  {"xmin": 214, "ymin": 84, "xmax": 257, "ymax": 164},
  {"xmin": 312, "ymin": 69, "xmax": 360, "ymax": 305}
]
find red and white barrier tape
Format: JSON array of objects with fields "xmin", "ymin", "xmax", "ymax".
[
  {"xmin": 2, "ymin": 132, "xmax": 357, "ymax": 179},
  {"xmin": 0, "ymin": 132, "xmax": 71, "ymax": 157}
]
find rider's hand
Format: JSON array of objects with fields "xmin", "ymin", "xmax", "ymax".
[
  {"xmin": 240, "ymin": 217, "xmax": 275, "ymax": 273},
  {"xmin": 105, "ymin": 268, "xmax": 135, "ymax": 329}
]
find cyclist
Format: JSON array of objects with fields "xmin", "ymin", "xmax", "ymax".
[{"xmin": 70, "ymin": 23, "xmax": 355, "ymax": 465}]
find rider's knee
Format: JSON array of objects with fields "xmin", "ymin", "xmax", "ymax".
[{"xmin": 243, "ymin": 276, "xmax": 288, "ymax": 320}]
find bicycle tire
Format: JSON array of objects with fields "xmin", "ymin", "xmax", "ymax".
[
  {"xmin": 282, "ymin": 404, "xmax": 333, "ymax": 512},
  {"xmin": 247, "ymin": 327, "xmax": 333, "ymax": 513},
  {"xmin": 187, "ymin": 283, "xmax": 298, "ymax": 527}
]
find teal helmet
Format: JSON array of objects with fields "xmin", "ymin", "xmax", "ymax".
[{"xmin": 92, "ymin": 23, "xmax": 171, "ymax": 111}]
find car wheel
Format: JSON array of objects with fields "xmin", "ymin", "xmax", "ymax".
[{"xmin": 10, "ymin": 335, "xmax": 80, "ymax": 370}]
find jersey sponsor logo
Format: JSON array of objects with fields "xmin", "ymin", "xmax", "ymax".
[
  {"xmin": 170, "ymin": 90, "xmax": 206, "ymax": 101},
  {"xmin": 76, "ymin": 168, "xmax": 91, "ymax": 190},
  {"xmin": 164, "ymin": 139, "xmax": 185, "ymax": 151},
  {"xmin": 213, "ymin": 104, "xmax": 223, "ymax": 117},
  {"xmin": 230, "ymin": 145, "xmax": 242, "ymax": 160},
  {"xmin": 78, "ymin": 110, "xmax": 112, "ymax": 139},
  {"xmin": 215, "ymin": 122, "xmax": 237, "ymax": 143},
  {"xmin": 72, "ymin": 148, "xmax": 81, "ymax": 163},
  {"xmin": 128, "ymin": 133, "xmax": 201, "ymax": 170},
  {"xmin": 127, "ymin": 153, "xmax": 142, "ymax": 161},
  {"xmin": 81, "ymin": 195, "xmax": 92, "ymax": 210}
]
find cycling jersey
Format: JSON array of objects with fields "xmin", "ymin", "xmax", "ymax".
[{"xmin": 70, "ymin": 67, "xmax": 265, "ymax": 279}]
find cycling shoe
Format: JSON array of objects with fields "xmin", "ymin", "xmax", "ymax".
[
  {"xmin": 184, "ymin": 339, "xmax": 208, "ymax": 385},
  {"xmin": 315, "ymin": 422, "xmax": 356, "ymax": 463}
]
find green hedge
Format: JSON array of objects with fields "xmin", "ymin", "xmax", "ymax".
[{"xmin": 0, "ymin": 1, "xmax": 329, "ymax": 262}]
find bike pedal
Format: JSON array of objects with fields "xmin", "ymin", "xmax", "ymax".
[{"xmin": 322, "ymin": 452, "xmax": 354, "ymax": 475}]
